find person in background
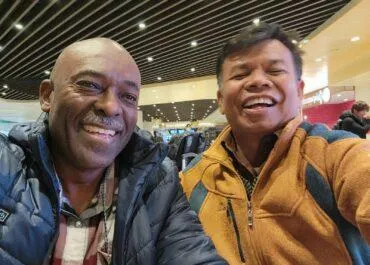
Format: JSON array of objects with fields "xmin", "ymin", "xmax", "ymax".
[
  {"xmin": 0, "ymin": 38, "xmax": 225, "ymax": 265},
  {"xmin": 336, "ymin": 100, "xmax": 370, "ymax": 138},
  {"xmin": 181, "ymin": 23, "xmax": 370, "ymax": 265}
]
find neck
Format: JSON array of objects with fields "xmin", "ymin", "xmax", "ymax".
[
  {"xmin": 233, "ymin": 131, "xmax": 263, "ymax": 167},
  {"xmin": 52, "ymin": 155, "xmax": 106, "ymax": 215},
  {"xmin": 233, "ymin": 131, "xmax": 278, "ymax": 167}
]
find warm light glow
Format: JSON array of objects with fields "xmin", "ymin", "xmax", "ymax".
[
  {"xmin": 14, "ymin": 23, "xmax": 24, "ymax": 30},
  {"xmin": 138, "ymin": 22, "xmax": 146, "ymax": 29},
  {"xmin": 350, "ymin": 36, "xmax": 360, "ymax": 42},
  {"xmin": 190, "ymin": 68, "xmax": 195, "ymax": 72},
  {"xmin": 253, "ymin": 18, "xmax": 260, "ymax": 25},
  {"xmin": 147, "ymin": 57, "xmax": 153, "ymax": 62},
  {"xmin": 191, "ymin": 41, "xmax": 198, "ymax": 47}
]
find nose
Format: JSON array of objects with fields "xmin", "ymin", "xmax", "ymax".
[
  {"xmin": 245, "ymin": 69, "xmax": 272, "ymax": 91},
  {"xmin": 94, "ymin": 87, "xmax": 122, "ymax": 117}
]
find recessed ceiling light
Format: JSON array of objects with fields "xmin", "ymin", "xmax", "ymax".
[
  {"xmin": 212, "ymin": 100, "xmax": 216, "ymax": 103},
  {"xmin": 157, "ymin": 77, "xmax": 162, "ymax": 81},
  {"xmin": 147, "ymin": 56, "xmax": 153, "ymax": 62},
  {"xmin": 153, "ymin": 104, "xmax": 156, "ymax": 107},
  {"xmin": 137, "ymin": 107, "xmax": 140, "ymax": 110},
  {"xmin": 3, "ymin": 84, "xmax": 8, "ymax": 89},
  {"xmin": 315, "ymin": 58, "xmax": 322, "ymax": 62},
  {"xmin": 253, "ymin": 18, "xmax": 260, "ymax": 25},
  {"xmin": 351, "ymin": 36, "xmax": 360, "ymax": 42},
  {"xmin": 302, "ymin": 39, "xmax": 309, "ymax": 44},
  {"xmin": 138, "ymin": 22, "xmax": 146, "ymax": 29},
  {"xmin": 0, "ymin": 45, "xmax": 3, "ymax": 51},
  {"xmin": 1, "ymin": 92, "xmax": 6, "ymax": 96},
  {"xmin": 173, "ymin": 106, "xmax": 176, "ymax": 109},
  {"xmin": 171, "ymin": 101, "xmax": 175, "ymax": 104},
  {"xmin": 191, "ymin": 41, "xmax": 198, "ymax": 47},
  {"xmin": 157, "ymin": 109, "xmax": 160, "ymax": 111},
  {"xmin": 14, "ymin": 23, "xmax": 23, "ymax": 30},
  {"xmin": 147, "ymin": 114, "xmax": 150, "ymax": 116},
  {"xmin": 192, "ymin": 103, "xmax": 195, "ymax": 106},
  {"xmin": 190, "ymin": 68, "xmax": 195, "ymax": 72},
  {"xmin": 292, "ymin": 39, "xmax": 298, "ymax": 44},
  {"xmin": 44, "ymin": 70, "xmax": 50, "ymax": 75}
]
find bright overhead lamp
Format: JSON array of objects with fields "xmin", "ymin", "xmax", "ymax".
[
  {"xmin": 191, "ymin": 41, "xmax": 198, "ymax": 47},
  {"xmin": 14, "ymin": 23, "xmax": 24, "ymax": 30},
  {"xmin": 157, "ymin": 77, "xmax": 162, "ymax": 81},
  {"xmin": 138, "ymin": 22, "xmax": 146, "ymax": 29},
  {"xmin": 147, "ymin": 56, "xmax": 153, "ymax": 62},
  {"xmin": 3, "ymin": 84, "xmax": 8, "ymax": 89},
  {"xmin": 173, "ymin": 106, "xmax": 176, "ymax": 109},
  {"xmin": 190, "ymin": 68, "xmax": 195, "ymax": 72},
  {"xmin": 157, "ymin": 109, "xmax": 160, "ymax": 111},
  {"xmin": 1, "ymin": 92, "xmax": 6, "ymax": 96},
  {"xmin": 0, "ymin": 45, "xmax": 3, "ymax": 51},
  {"xmin": 192, "ymin": 103, "xmax": 195, "ymax": 106},
  {"xmin": 44, "ymin": 70, "xmax": 51, "ymax": 75},
  {"xmin": 253, "ymin": 18, "xmax": 260, "ymax": 25},
  {"xmin": 351, "ymin": 36, "xmax": 360, "ymax": 42},
  {"xmin": 153, "ymin": 104, "xmax": 156, "ymax": 107},
  {"xmin": 137, "ymin": 107, "xmax": 140, "ymax": 110},
  {"xmin": 291, "ymin": 39, "xmax": 298, "ymax": 44}
]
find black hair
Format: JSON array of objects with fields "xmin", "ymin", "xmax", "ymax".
[
  {"xmin": 216, "ymin": 23, "xmax": 304, "ymax": 87},
  {"xmin": 352, "ymin": 100, "xmax": 369, "ymax": 112}
]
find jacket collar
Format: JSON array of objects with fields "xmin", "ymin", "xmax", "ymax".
[{"xmin": 204, "ymin": 115, "xmax": 303, "ymax": 179}]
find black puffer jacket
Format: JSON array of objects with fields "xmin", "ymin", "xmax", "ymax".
[
  {"xmin": 0, "ymin": 122, "xmax": 226, "ymax": 265},
  {"xmin": 338, "ymin": 110, "xmax": 370, "ymax": 139}
]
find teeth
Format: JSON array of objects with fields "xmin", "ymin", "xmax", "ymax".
[
  {"xmin": 244, "ymin": 97, "xmax": 273, "ymax": 107},
  {"xmin": 83, "ymin": 125, "xmax": 116, "ymax": 136}
]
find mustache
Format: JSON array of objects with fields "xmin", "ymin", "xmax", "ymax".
[{"xmin": 81, "ymin": 111, "xmax": 124, "ymax": 131}]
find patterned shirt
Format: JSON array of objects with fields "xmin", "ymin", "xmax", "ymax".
[
  {"xmin": 223, "ymin": 132, "xmax": 278, "ymax": 199},
  {"xmin": 51, "ymin": 163, "xmax": 118, "ymax": 265}
]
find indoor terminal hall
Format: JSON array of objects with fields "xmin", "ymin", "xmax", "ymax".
[{"xmin": 0, "ymin": 0, "xmax": 369, "ymax": 265}]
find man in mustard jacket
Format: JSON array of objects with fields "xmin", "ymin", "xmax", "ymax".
[{"xmin": 180, "ymin": 23, "xmax": 370, "ymax": 265}]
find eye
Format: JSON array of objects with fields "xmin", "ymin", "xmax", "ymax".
[
  {"xmin": 268, "ymin": 69, "xmax": 285, "ymax": 75},
  {"xmin": 121, "ymin": 93, "xmax": 138, "ymax": 105},
  {"xmin": 75, "ymin": 80, "xmax": 102, "ymax": 91},
  {"xmin": 232, "ymin": 73, "xmax": 248, "ymax": 80}
]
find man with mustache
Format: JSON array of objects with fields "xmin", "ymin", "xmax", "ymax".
[
  {"xmin": 181, "ymin": 23, "xmax": 370, "ymax": 264},
  {"xmin": 0, "ymin": 38, "xmax": 225, "ymax": 265}
]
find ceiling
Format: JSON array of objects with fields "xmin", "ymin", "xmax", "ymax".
[{"xmin": 0, "ymin": 0, "xmax": 351, "ymax": 103}]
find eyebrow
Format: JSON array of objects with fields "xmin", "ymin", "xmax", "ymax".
[{"xmin": 71, "ymin": 70, "xmax": 140, "ymax": 91}]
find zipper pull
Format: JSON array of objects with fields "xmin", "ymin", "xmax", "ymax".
[{"xmin": 247, "ymin": 201, "xmax": 253, "ymax": 228}]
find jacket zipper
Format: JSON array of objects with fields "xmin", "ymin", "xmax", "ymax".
[
  {"xmin": 227, "ymin": 199, "xmax": 246, "ymax": 263},
  {"xmin": 247, "ymin": 201, "xmax": 253, "ymax": 227}
]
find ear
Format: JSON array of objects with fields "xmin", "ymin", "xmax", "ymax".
[
  {"xmin": 217, "ymin": 89, "xmax": 225, "ymax": 115},
  {"xmin": 39, "ymin": 79, "xmax": 54, "ymax": 113},
  {"xmin": 297, "ymin": 79, "xmax": 305, "ymax": 99}
]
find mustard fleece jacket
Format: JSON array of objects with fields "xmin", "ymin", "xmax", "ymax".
[{"xmin": 180, "ymin": 118, "xmax": 370, "ymax": 265}]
